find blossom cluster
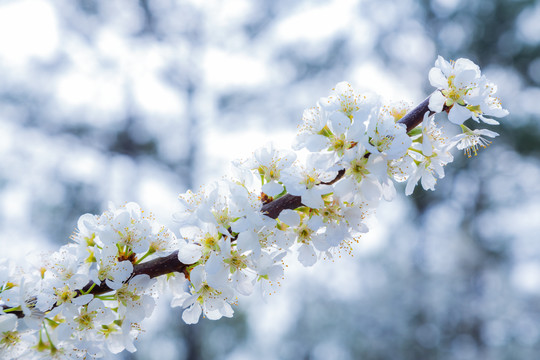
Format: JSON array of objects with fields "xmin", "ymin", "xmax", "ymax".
[
  {"xmin": 1, "ymin": 203, "xmax": 176, "ymax": 358},
  {"xmin": 0, "ymin": 56, "xmax": 507, "ymax": 359}
]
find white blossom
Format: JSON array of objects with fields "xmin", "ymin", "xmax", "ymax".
[
  {"xmin": 172, "ymin": 265, "xmax": 234, "ymax": 324},
  {"xmin": 405, "ymin": 146, "xmax": 454, "ymax": 195},
  {"xmin": 451, "ymin": 125, "xmax": 499, "ymax": 157},
  {"xmin": 115, "ymin": 275, "xmax": 156, "ymax": 323},
  {"xmin": 0, "ymin": 314, "xmax": 33, "ymax": 359},
  {"xmin": 0, "ymin": 60, "xmax": 509, "ymax": 359},
  {"xmin": 362, "ymin": 107, "xmax": 411, "ymax": 160},
  {"xmin": 281, "ymin": 154, "xmax": 337, "ymax": 209},
  {"xmin": 428, "ymin": 55, "xmax": 508, "ymax": 124},
  {"xmin": 235, "ymin": 144, "xmax": 296, "ymax": 197}
]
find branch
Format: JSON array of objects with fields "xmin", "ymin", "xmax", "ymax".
[
  {"xmin": 3, "ymin": 94, "xmax": 433, "ymax": 319},
  {"xmin": 398, "ymin": 96, "xmax": 431, "ymax": 132}
]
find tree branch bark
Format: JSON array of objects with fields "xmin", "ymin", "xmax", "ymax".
[{"xmin": 398, "ymin": 96, "xmax": 432, "ymax": 132}]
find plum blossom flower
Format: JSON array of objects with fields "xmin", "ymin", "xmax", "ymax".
[
  {"xmin": 362, "ymin": 107, "xmax": 411, "ymax": 160},
  {"xmin": 294, "ymin": 105, "xmax": 330, "ymax": 152},
  {"xmin": 337, "ymin": 146, "xmax": 389, "ymax": 203},
  {"xmin": 148, "ymin": 225, "xmax": 179, "ymax": 256},
  {"xmin": 99, "ymin": 202, "xmax": 153, "ymax": 255},
  {"xmin": 89, "ymin": 246, "xmax": 133, "ymax": 290},
  {"xmin": 42, "ymin": 246, "xmax": 91, "ymax": 291},
  {"xmin": 56, "ymin": 299, "xmax": 115, "ymax": 342},
  {"xmin": 176, "ymin": 181, "xmax": 259, "ymax": 237},
  {"xmin": 281, "ymin": 154, "xmax": 337, "ymax": 209},
  {"xmin": 177, "ymin": 223, "xmax": 221, "ymax": 264},
  {"xmin": 0, "ymin": 314, "xmax": 33, "ymax": 359},
  {"xmin": 205, "ymin": 238, "xmax": 255, "ymax": 296},
  {"xmin": 172, "ymin": 265, "xmax": 234, "ymax": 324},
  {"xmin": 385, "ymin": 101, "xmax": 413, "ymax": 121},
  {"xmin": 428, "ymin": 56, "xmax": 508, "ymax": 124},
  {"xmin": 115, "ymin": 275, "xmax": 156, "ymax": 323},
  {"xmin": 35, "ymin": 246, "xmax": 93, "ymax": 312},
  {"xmin": 403, "ymin": 114, "xmax": 454, "ymax": 195},
  {"xmin": 319, "ymin": 81, "xmax": 369, "ymax": 117},
  {"xmin": 284, "ymin": 216, "xmax": 331, "ymax": 267},
  {"xmin": 235, "ymin": 144, "xmax": 297, "ymax": 197},
  {"xmin": 452, "ymin": 125, "xmax": 499, "ymax": 157},
  {"xmin": 297, "ymin": 82, "xmax": 376, "ymax": 158},
  {"xmin": 405, "ymin": 146, "xmax": 453, "ymax": 196},
  {"xmin": 251, "ymin": 250, "xmax": 286, "ymax": 283},
  {"xmin": 465, "ymin": 80, "xmax": 508, "ymax": 124},
  {"xmin": 70, "ymin": 213, "xmax": 103, "ymax": 262}
]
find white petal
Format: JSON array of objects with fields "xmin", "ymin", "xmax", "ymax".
[
  {"xmin": 422, "ymin": 131, "xmax": 433, "ymax": 157},
  {"xmin": 486, "ymin": 106, "xmax": 508, "ymax": 118},
  {"xmin": 0, "ymin": 314, "xmax": 17, "ymax": 332},
  {"xmin": 334, "ymin": 177, "xmax": 356, "ymax": 198},
  {"xmin": 236, "ymin": 231, "xmax": 260, "ymax": 254},
  {"xmin": 405, "ymin": 171, "xmax": 421, "ymax": 196},
  {"xmin": 329, "ymin": 111, "xmax": 350, "ymax": 135},
  {"xmin": 114, "ymin": 261, "xmax": 134, "ymax": 283},
  {"xmin": 262, "ymin": 181, "xmax": 284, "ymax": 197},
  {"xmin": 307, "ymin": 215, "xmax": 324, "ymax": 231},
  {"xmin": 179, "ymin": 226, "xmax": 201, "ymax": 239},
  {"xmin": 254, "ymin": 146, "xmax": 272, "ymax": 166},
  {"xmin": 480, "ymin": 116, "xmax": 501, "ymax": 125},
  {"xmin": 178, "ymin": 243, "xmax": 202, "ymax": 264},
  {"xmin": 233, "ymin": 272, "xmax": 254, "ymax": 296},
  {"xmin": 428, "ymin": 67, "xmax": 447, "ymax": 89},
  {"xmin": 36, "ymin": 293, "xmax": 56, "ymax": 312},
  {"xmin": 454, "ymin": 58, "xmax": 479, "ymax": 73},
  {"xmin": 204, "ymin": 308, "xmax": 224, "ymax": 320},
  {"xmin": 143, "ymin": 295, "xmax": 156, "ymax": 317},
  {"xmin": 428, "ymin": 92, "xmax": 446, "ymax": 113},
  {"xmin": 359, "ymin": 178, "xmax": 382, "ymax": 202},
  {"xmin": 113, "ymin": 210, "xmax": 131, "ymax": 229},
  {"xmin": 298, "ymin": 244, "xmax": 317, "ymax": 267},
  {"xmin": 435, "ymin": 55, "xmax": 453, "ymax": 76},
  {"xmin": 171, "ymin": 294, "xmax": 188, "ymax": 308},
  {"xmin": 381, "ymin": 179, "xmax": 397, "ymax": 201},
  {"xmin": 73, "ymin": 294, "xmax": 93, "ymax": 305},
  {"xmin": 305, "ymin": 135, "xmax": 330, "ymax": 152},
  {"xmin": 106, "ymin": 278, "xmax": 123, "ymax": 290},
  {"xmin": 182, "ymin": 304, "xmax": 202, "ymax": 324},
  {"xmin": 77, "ymin": 213, "xmax": 98, "ymax": 233},
  {"xmin": 220, "ymin": 302, "xmax": 234, "ymax": 318},
  {"xmin": 312, "ymin": 234, "xmax": 330, "ymax": 252},
  {"xmin": 189, "ymin": 265, "xmax": 205, "ymax": 289},
  {"xmin": 454, "ymin": 69, "xmax": 477, "ymax": 88},
  {"xmin": 278, "ymin": 209, "xmax": 301, "ymax": 227},
  {"xmin": 421, "ymin": 172, "xmax": 437, "ymax": 191},
  {"xmin": 87, "ymin": 298, "xmax": 104, "ymax": 312},
  {"xmin": 448, "ymin": 105, "xmax": 471, "ymax": 124},
  {"xmin": 205, "ymin": 253, "xmax": 224, "ymax": 275},
  {"xmin": 301, "ymin": 190, "xmax": 324, "ymax": 209},
  {"xmin": 477, "ymin": 129, "xmax": 499, "ymax": 138}
]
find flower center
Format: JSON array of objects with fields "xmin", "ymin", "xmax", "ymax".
[
  {"xmin": 55, "ymin": 286, "xmax": 77, "ymax": 305},
  {"xmin": 0, "ymin": 331, "xmax": 20, "ymax": 348}
]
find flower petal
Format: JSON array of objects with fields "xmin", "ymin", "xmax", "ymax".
[
  {"xmin": 178, "ymin": 243, "xmax": 202, "ymax": 264},
  {"xmin": 182, "ymin": 304, "xmax": 202, "ymax": 324},
  {"xmin": 428, "ymin": 92, "xmax": 446, "ymax": 113},
  {"xmin": 278, "ymin": 209, "xmax": 301, "ymax": 227}
]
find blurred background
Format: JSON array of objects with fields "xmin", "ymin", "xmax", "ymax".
[{"xmin": 0, "ymin": 0, "xmax": 539, "ymax": 359}]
